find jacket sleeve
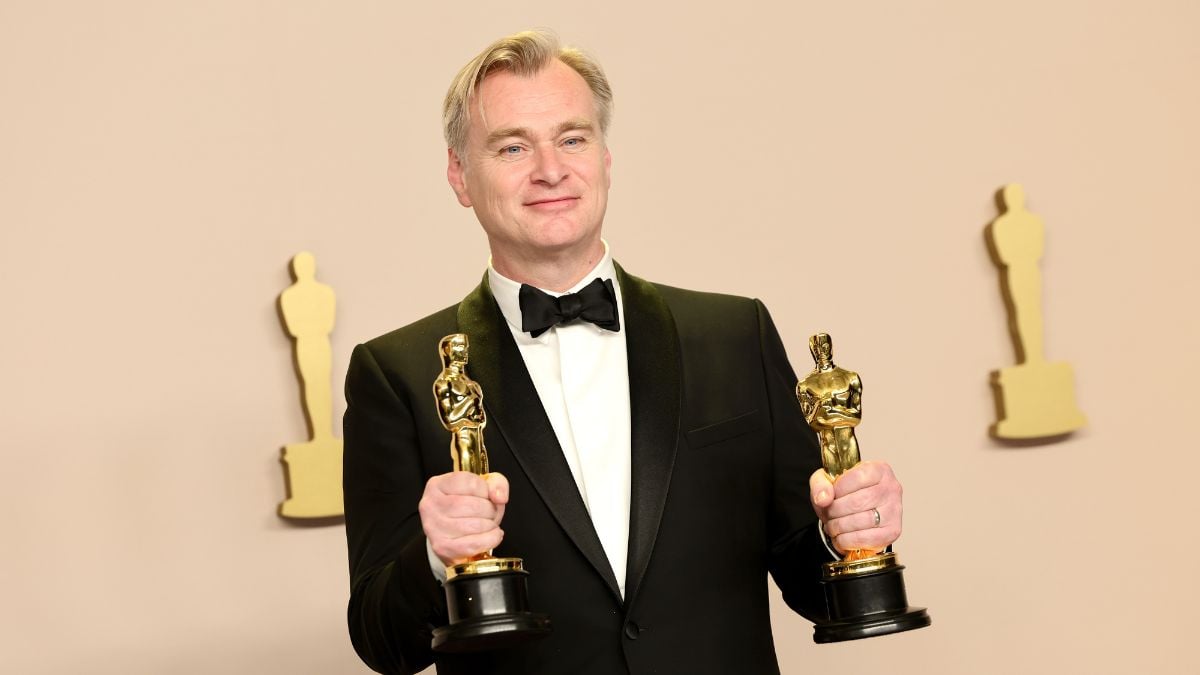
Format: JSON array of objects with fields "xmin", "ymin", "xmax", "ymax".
[
  {"xmin": 343, "ymin": 342, "xmax": 447, "ymax": 675},
  {"xmin": 755, "ymin": 300, "xmax": 834, "ymax": 623}
]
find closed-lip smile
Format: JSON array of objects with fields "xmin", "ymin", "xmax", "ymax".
[{"xmin": 525, "ymin": 196, "xmax": 578, "ymax": 206}]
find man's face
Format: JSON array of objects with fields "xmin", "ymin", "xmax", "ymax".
[{"xmin": 447, "ymin": 60, "xmax": 611, "ymax": 271}]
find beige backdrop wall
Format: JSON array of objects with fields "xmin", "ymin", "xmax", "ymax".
[{"xmin": 3, "ymin": 1, "xmax": 1197, "ymax": 673}]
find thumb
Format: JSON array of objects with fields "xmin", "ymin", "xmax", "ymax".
[
  {"xmin": 485, "ymin": 472, "xmax": 510, "ymax": 506},
  {"xmin": 809, "ymin": 468, "xmax": 834, "ymax": 509}
]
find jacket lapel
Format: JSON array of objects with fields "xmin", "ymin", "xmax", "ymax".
[
  {"xmin": 456, "ymin": 276, "xmax": 623, "ymax": 601},
  {"xmin": 615, "ymin": 265, "xmax": 682, "ymax": 606}
]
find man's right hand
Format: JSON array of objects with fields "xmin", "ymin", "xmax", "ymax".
[{"xmin": 419, "ymin": 471, "xmax": 509, "ymax": 567}]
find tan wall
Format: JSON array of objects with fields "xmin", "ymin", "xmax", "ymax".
[{"xmin": 3, "ymin": 1, "xmax": 1197, "ymax": 673}]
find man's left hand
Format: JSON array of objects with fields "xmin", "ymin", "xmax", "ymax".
[{"xmin": 809, "ymin": 460, "xmax": 903, "ymax": 554}]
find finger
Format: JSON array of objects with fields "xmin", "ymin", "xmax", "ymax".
[
  {"xmin": 825, "ymin": 483, "xmax": 885, "ymax": 520},
  {"xmin": 809, "ymin": 468, "xmax": 834, "ymax": 509},
  {"xmin": 428, "ymin": 516, "xmax": 497, "ymax": 538},
  {"xmin": 452, "ymin": 527, "xmax": 505, "ymax": 554},
  {"xmin": 823, "ymin": 508, "xmax": 881, "ymax": 540},
  {"xmin": 432, "ymin": 528, "xmax": 505, "ymax": 564},
  {"xmin": 831, "ymin": 501, "xmax": 902, "ymax": 550},
  {"xmin": 420, "ymin": 499, "xmax": 495, "ymax": 536},
  {"xmin": 432, "ymin": 493, "xmax": 499, "ymax": 520},
  {"xmin": 419, "ymin": 492, "xmax": 497, "ymax": 539},
  {"xmin": 831, "ymin": 461, "xmax": 885, "ymax": 498},
  {"xmin": 436, "ymin": 471, "xmax": 491, "ymax": 498},
  {"xmin": 484, "ymin": 472, "xmax": 510, "ymax": 505},
  {"xmin": 832, "ymin": 523, "xmax": 900, "ymax": 553}
]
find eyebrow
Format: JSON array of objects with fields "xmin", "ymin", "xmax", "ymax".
[{"xmin": 485, "ymin": 118, "xmax": 597, "ymax": 146}]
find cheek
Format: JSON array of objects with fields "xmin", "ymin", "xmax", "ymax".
[
  {"xmin": 464, "ymin": 183, "xmax": 502, "ymax": 220},
  {"xmin": 588, "ymin": 161, "xmax": 611, "ymax": 204},
  {"xmin": 477, "ymin": 173, "xmax": 522, "ymax": 205},
  {"xmin": 585, "ymin": 156, "xmax": 611, "ymax": 190}
]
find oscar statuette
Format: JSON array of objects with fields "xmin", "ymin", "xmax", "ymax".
[
  {"xmin": 430, "ymin": 333, "xmax": 551, "ymax": 652},
  {"xmin": 797, "ymin": 333, "xmax": 930, "ymax": 643}
]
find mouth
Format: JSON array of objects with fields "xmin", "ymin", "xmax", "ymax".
[{"xmin": 525, "ymin": 196, "xmax": 579, "ymax": 209}]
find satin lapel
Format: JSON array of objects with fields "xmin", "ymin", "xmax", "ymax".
[
  {"xmin": 615, "ymin": 264, "xmax": 682, "ymax": 606},
  {"xmin": 456, "ymin": 276, "xmax": 622, "ymax": 600}
]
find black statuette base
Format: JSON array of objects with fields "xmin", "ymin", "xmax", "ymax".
[
  {"xmin": 813, "ymin": 563, "xmax": 931, "ymax": 643},
  {"xmin": 432, "ymin": 569, "xmax": 551, "ymax": 653}
]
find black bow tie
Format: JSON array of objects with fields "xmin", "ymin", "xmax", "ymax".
[{"xmin": 519, "ymin": 277, "xmax": 621, "ymax": 338}]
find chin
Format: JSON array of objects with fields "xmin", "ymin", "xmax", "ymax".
[{"xmin": 528, "ymin": 220, "xmax": 597, "ymax": 250}]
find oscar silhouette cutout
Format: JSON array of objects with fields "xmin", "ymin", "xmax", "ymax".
[
  {"xmin": 278, "ymin": 251, "xmax": 344, "ymax": 518},
  {"xmin": 986, "ymin": 184, "xmax": 1086, "ymax": 439}
]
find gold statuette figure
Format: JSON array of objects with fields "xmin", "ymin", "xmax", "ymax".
[
  {"xmin": 797, "ymin": 334, "xmax": 874, "ymax": 562},
  {"xmin": 797, "ymin": 334, "xmax": 864, "ymax": 482},
  {"xmin": 798, "ymin": 333, "xmax": 929, "ymax": 643},
  {"xmin": 435, "ymin": 333, "xmax": 490, "ymax": 477},
  {"xmin": 429, "ymin": 334, "xmax": 550, "ymax": 652},
  {"xmin": 434, "ymin": 334, "xmax": 508, "ymax": 570}
]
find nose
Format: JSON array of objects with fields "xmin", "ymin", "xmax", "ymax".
[{"xmin": 530, "ymin": 143, "xmax": 567, "ymax": 186}]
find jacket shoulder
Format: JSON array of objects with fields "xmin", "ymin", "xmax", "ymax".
[
  {"xmin": 650, "ymin": 282, "xmax": 757, "ymax": 312},
  {"xmin": 647, "ymin": 281, "xmax": 764, "ymax": 340},
  {"xmin": 358, "ymin": 303, "xmax": 460, "ymax": 370}
]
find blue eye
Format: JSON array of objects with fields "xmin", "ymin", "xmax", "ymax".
[{"xmin": 502, "ymin": 145, "xmax": 523, "ymax": 155}]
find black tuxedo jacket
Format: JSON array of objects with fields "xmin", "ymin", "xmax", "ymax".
[{"xmin": 343, "ymin": 266, "xmax": 832, "ymax": 675}]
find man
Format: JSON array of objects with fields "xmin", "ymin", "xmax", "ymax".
[{"xmin": 343, "ymin": 30, "xmax": 904, "ymax": 675}]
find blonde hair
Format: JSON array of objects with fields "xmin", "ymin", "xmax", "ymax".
[{"xmin": 443, "ymin": 29, "xmax": 613, "ymax": 157}]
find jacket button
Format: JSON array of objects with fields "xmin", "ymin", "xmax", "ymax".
[{"xmin": 624, "ymin": 621, "xmax": 640, "ymax": 640}]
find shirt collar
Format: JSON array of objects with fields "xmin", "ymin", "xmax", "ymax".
[{"xmin": 488, "ymin": 241, "xmax": 619, "ymax": 337}]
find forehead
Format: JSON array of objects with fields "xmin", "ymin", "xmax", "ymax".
[{"xmin": 470, "ymin": 60, "xmax": 596, "ymax": 136}]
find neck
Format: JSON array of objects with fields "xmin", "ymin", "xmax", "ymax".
[{"xmin": 490, "ymin": 238, "xmax": 605, "ymax": 292}]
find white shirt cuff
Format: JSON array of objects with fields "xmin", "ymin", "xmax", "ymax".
[
  {"xmin": 426, "ymin": 537, "xmax": 448, "ymax": 584},
  {"xmin": 818, "ymin": 521, "xmax": 842, "ymax": 560}
]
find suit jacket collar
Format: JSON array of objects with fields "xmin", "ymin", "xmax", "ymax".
[
  {"xmin": 456, "ymin": 265, "xmax": 681, "ymax": 607},
  {"xmin": 614, "ymin": 263, "xmax": 682, "ymax": 606}
]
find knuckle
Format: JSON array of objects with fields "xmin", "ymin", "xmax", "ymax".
[
  {"xmin": 448, "ymin": 473, "xmax": 472, "ymax": 493},
  {"xmin": 853, "ymin": 461, "xmax": 875, "ymax": 481},
  {"xmin": 439, "ymin": 495, "xmax": 463, "ymax": 517},
  {"xmin": 864, "ymin": 463, "xmax": 882, "ymax": 482},
  {"xmin": 459, "ymin": 494, "xmax": 489, "ymax": 516},
  {"xmin": 448, "ymin": 471, "xmax": 479, "ymax": 493},
  {"xmin": 845, "ymin": 491, "xmax": 871, "ymax": 513}
]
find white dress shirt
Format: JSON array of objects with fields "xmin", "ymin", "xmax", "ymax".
[{"xmin": 429, "ymin": 243, "xmax": 633, "ymax": 597}]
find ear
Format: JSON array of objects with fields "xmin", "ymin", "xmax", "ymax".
[
  {"xmin": 604, "ymin": 146, "xmax": 612, "ymax": 185},
  {"xmin": 446, "ymin": 148, "xmax": 473, "ymax": 207}
]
